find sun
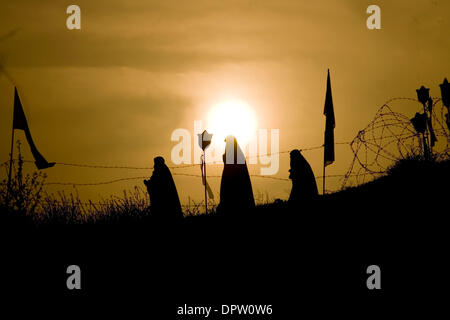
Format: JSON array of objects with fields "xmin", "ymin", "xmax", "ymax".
[{"xmin": 207, "ymin": 99, "xmax": 257, "ymax": 147}]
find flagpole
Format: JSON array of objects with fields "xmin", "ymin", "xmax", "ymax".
[{"xmin": 6, "ymin": 123, "xmax": 15, "ymax": 207}]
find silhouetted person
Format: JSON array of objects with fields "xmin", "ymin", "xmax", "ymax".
[
  {"xmin": 144, "ymin": 156, "xmax": 183, "ymax": 219},
  {"xmin": 217, "ymin": 136, "xmax": 255, "ymax": 215},
  {"xmin": 288, "ymin": 149, "xmax": 318, "ymax": 205}
]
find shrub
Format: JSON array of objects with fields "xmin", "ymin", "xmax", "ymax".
[{"xmin": 0, "ymin": 141, "xmax": 46, "ymax": 216}]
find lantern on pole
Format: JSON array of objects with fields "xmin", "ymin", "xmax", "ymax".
[
  {"xmin": 439, "ymin": 78, "xmax": 450, "ymax": 131},
  {"xmin": 198, "ymin": 130, "xmax": 213, "ymax": 213},
  {"xmin": 440, "ymin": 78, "xmax": 450, "ymax": 108},
  {"xmin": 410, "ymin": 112, "xmax": 429, "ymax": 159},
  {"xmin": 416, "ymin": 85, "xmax": 437, "ymax": 158}
]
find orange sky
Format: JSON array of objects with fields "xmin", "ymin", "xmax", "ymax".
[{"xmin": 1, "ymin": 0, "xmax": 449, "ymax": 206}]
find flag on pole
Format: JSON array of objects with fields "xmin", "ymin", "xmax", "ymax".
[
  {"xmin": 323, "ymin": 69, "xmax": 335, "ymax": 167},
  {"xmin": 13, "ymin": 87, "xmax": 55, "ymax": 170}
]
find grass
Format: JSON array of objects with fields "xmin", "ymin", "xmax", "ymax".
[{"xmin": 1, "ymin": 147, "xmax": 449, "ymax": 226}]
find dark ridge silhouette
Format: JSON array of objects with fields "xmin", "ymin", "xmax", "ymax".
[
  {"xmin": 288, "ymin": 149, "xmax": 319, "ymax": 206},
  {"xmin": 0, "ymin": 157, "xmax": 447, "ymax": 304},
  {"xmin": 1, "ymin": 155, "xmax": 448, "ymax": 225},
  {"xmin": 324, "ymin": 156, "xmax": 449, "ymax": 213},
  {"xmin": 216, "ymin": 136, "xmax": 255, "ymax": 216},
  {"xmin": 144, "ymin": 156, "xmax": 182, "ymax": 220}
]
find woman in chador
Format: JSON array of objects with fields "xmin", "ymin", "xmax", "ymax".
[
  {"xmin": 144, "ymin": 156, "xmax": 183, "ymax": 219},
  {"xmin": 217, "ymin": 136, "xmax": 255, "ymax": 215},
  {"xmin": 288, "ymin": 149, "xmax": 318, "ymax": 205}
]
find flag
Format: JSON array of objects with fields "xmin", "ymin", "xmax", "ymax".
[
  {"xmin": 323, "ymin": 69, "xmax": 335, "ymax": 167},
  {"xmin": 13, "ymin": 87, "xmax": 55, "ymax": 170}
]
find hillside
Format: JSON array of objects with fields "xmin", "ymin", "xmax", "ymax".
[{"xmin": 1, "ymin": 157, "xmax": 448, "ymax": 303}]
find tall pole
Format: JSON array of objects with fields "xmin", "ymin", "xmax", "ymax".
[
  {"xmin": 203, "ymin": 151, "xmax": 208, "ymax": 214},
  {"xmin": 6, "ymin": 126, "xmax": 15, "ymax": 207},
  {"xmin": 424, "ymin": 111, "xmax": 432, "ymax": 158},
  {"xmin": 422, "ymin": 133, "xmax": 429, "ymax": 160}
]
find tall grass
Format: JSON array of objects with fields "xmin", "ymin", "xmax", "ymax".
[
  {"xmin": 0, "ymin": 142, "xmax": 47, "ymax": 217},
  {"xmin": 2, "ymin": 141, "xmax": 447, "ymax": 225},
  {"xmin": 0, "ymin": 144, "xmax": 216, "ymax": 224}
]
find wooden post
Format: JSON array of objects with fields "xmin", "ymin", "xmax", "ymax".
[{"xmin": 203, "ymin": 151, "xmax": 208, "ymax": 214}]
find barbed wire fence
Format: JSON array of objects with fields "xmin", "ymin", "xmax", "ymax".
[
  {"xmin": 341, "ymin": 97, "xmax": 449, "ymax": 188},
  {"xmin": 2, "ymin": 97, "xmax": 449, "ymax": 207},
  {"xmin": 1, "ymin": 147, "xmax": 348, "ymax": 186}
]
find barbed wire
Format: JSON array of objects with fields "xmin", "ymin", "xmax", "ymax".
[
  {"xmin": 3, "ymin": 97, "xmax": 449, "ymax": 193},
  {"xmin": 3, "ymin": 141, "xmax": 353, "ymax": 176},
  {"xmin": 40, "ymin": 171, "xmax": 359, "ymax": 187},
  {"xmin": 341, "ymin": 97, "xmax": 450, "ymax": 188},
  {"xmin": 42, "ymin": 173, "xmax": 292, "ymax": 186},
  {"xmin": 2, "ymin": 144, "xmax": 350, "ymax": 187},
  {"xmin": 17, "ymin": 159, "xmax": 199, "ymax": 170},
  {"xmin": 5, "ymin": 146, "xmax": 327, "ymax": 171}
]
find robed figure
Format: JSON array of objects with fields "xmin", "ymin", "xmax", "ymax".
[
  {"xmin": 288, "ymin": 149, "xmax": 318, "ymax": 205},
  {"xmin": 217, "ymin": 136, "xmax": 255, "ymax": 215},
  {"xmin": 144, "ymin": 156, "xmax": 183, "ymax": 219}
]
